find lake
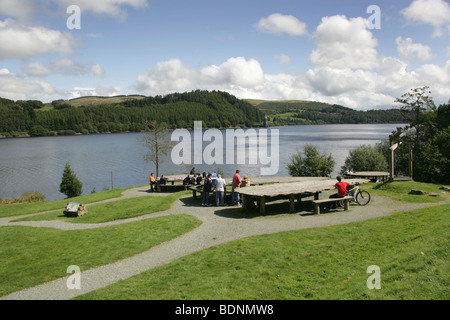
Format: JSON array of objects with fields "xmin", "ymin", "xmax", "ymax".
[{"xmin": 0, "ymin": 124, "xmax": 400, "ymax": 201}]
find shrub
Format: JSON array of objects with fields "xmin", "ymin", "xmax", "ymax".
[
  {"xmin": 341, "ymin": 144, "xmax": 388, "ymax": 174},
  {"xmin": 287, "ymin": 144, "xmax": 335, "ymax": 177},
  {"xmin": 59, "ymin": 163, "xmax": 83, "ymax": 198}
]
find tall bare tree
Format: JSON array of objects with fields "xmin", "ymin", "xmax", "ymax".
[{"xmin": 139, "ymin": 121, "xmax": 173, "ymax": 177}]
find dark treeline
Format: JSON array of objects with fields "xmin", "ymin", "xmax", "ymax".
[
  {"xmin": 260, "ymin": 102, "xmax": 405, "ymax": 125},
  {"xmin": 0, "ymin": 90, "xmax": 264, "ymax": 137}
]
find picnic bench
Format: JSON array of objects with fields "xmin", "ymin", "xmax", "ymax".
[
  {"xmin": 154, "ymin": 174, "xmax": 195, "ymax": 192},
  {"xmin": 237, "ymin": 178, "xmax": 369, "ymax": 215},
  {"xmin": 312, "ymin": 196, "xmax": 354, "ymax": 214}
]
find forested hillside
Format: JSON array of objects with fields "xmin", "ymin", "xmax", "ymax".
[
  {"xmin": 255, "ymin": 101, "xmax": 405, "ymax": 125},
  {"xmin": 1, "ymin": 90, "xmax": 406, "ymax": 138},
  {"xmin": 0, "ymin": 90, "xmax": 264, "ymax": 137}
]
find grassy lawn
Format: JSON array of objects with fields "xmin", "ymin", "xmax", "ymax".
[
  {"xmin": 365, "ymin": 181, "xmax": 449, "ymax": 203},
  {"xmin": 13, "ymin": 191, "xmax": 190, "ymax": 224},
  {"xmin": 0, "ymin": 186, "xmax": 134, "ymax": 218},
  {"xmin": 0, "ymin": 214, "xmax": 201, "ymax": 297},
  {"xmin": 77, "ymin": 203, "xmax": 450, "ymax": 300}
]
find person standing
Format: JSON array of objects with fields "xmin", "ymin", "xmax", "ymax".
[
  {"xmin": 214, "ymin": 174, "xmax": 226, "ymax": 206},
  {"xmin": 231, "ymin": 170, "xmax": 242, "ymax": 206},
  {"xmin": 202, "ymin": 173, "xmax": 212, "ymax": 206}
]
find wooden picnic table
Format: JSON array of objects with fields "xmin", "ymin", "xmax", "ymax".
[
  {"xmin": 189, "ymin": 176, "xmax": 328, "ymax": 198},
  {"xmin": 236, "ymin": 178, "xmax": 369, "ymax": 214},
  {"xmin": 344, "ymin": 171, "xmax": 389, "ymax": 182}
]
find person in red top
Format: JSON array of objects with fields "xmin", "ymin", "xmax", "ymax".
[
  {"xmin": 231, "ymin": 169, "xmax": 242, "ymax": 206},
  {"xmin": 328, "ymin": 176, "xmax": 351, "ymax": 209}
]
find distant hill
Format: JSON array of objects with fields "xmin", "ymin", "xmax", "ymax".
[
  {"xmin": 0, "ymin": 91, "xmax": 265, "ymax": 137},
  {"xmin": 0, "ymin": 92, "xmax": 406, "ymax": 138},
  {"xmin": 61, "ymin": 95, "xmax": 147, "ymax": 107},
  {"xmin": 245, "ymin": 99, "xmax": 405, "ymax": 125}
]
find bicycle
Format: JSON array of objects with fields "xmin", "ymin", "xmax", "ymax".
[{"xmin": 339, "ymin": 182, "xmax": 371, "ymax": 207}]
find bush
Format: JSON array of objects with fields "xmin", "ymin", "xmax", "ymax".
[
  {"xmin": 287, "ymin": 144, "xmax": 335, "ymax": 177},
  {"xmin": 341, "ymin": 144, "xmax": 388, "ymax": 174},
  {"xmin": 59, "ymin": 163, "xmax": 83, "ymax": 198},
  {"xmin": 0, "ymin": 191, "xmax": 45, "ymax": 204}
]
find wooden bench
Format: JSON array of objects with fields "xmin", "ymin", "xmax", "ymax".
[
  {"xmin": 189, "ymin": 185, "xmax": 232, "ymax": 200},
  {"xmin": 312, "ymin": 196, "xmax": 353, "ymax": 215},
  {"xmin": 158, "ymin": 183, "xmax": 193, "ymax": 192}
]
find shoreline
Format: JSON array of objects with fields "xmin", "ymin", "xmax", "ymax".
[{"xmin": 0, "ymin": 122, "xmax": 405, "ymax": 140}]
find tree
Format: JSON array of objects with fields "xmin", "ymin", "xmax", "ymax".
[
  {"xmin": 59, "ymin": 163, "xmax": 83, "ymax": 198},
  {"xmin": 287, "ymin": 144, "xmax": 335, "ymax": 177},
  {"xmin": 395, "ymin": 86, "xmax": 436, "ymax": 155},
  {"xmin": 341, "ymin": 144, "xmax": 388, "ymax": 174},
  {"xmin": 139, "ymin": 121, "xmax": 173, "ymax": 177},
  {"xmin": 389, "ymin": 88, "xmax": 449, "ymax": 183}
]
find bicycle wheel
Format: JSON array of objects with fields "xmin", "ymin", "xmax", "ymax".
[{"xmin": 356, "ymin": 190, "xmax": 371, "ymax": 206}]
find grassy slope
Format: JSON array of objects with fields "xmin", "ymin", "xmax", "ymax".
[
  {"xmin": 78, "ymin": 203, "xmax": 449, "ymax": 300},
  {"xmin": 0, "ymin": 214, "xmax": 201, "ymax": 297}
]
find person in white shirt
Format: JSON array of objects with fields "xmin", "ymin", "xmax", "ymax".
[{"xmin": 214, "ymin": 174, "xmax": 226, "ymax": 206}]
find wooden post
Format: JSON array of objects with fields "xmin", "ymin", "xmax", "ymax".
[
  {"xmin": 409, "ymin": 147, "xmax": 413, "ymax": 180},
  {"xmin": 259, "ymin": 196, "xmax": 266, "ymax": 215},
  {"xmin": 344, "ymin": 199, "xmax": 349, "ymax": 211},
  {"xmin": 289, "ymin": 194, "xmax": 295, "ymax": 212},
  {"xmin": 314, "ymin": 203, "xmax": 320, "ymax": 215},
  {"xmin": 111, "ymin": 171, "xmax": 114, "ymax": 190}
]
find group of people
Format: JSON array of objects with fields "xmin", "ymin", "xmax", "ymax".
[
  {"xmin": 148, "ymin": 173, "xmax": 169, "ymax": 192},
  {"xmin": 344, "ymin": 168, "xmax": 355, "ymax": 175},
  {"xmin": 200, "ymin": 169, "xmax": 250, "ymax": 207},
  {"xmin": 149, "ymin": 168, "xmax": 249, "ymax": 207}
]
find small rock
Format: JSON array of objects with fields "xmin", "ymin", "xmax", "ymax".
[
  {"xmin": 439, "ymin": 186, "xmax": 450, "ymax": 191},
  {"xmin": 409, "ymin": 189, "xmax": 426, "ymax": 195},
  {"xmin": 429, "ymin": 193, "xmax": 440, "ymax": 197}
]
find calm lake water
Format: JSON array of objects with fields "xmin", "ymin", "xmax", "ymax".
[{"xmin": 0, "ymin": 124, "xmax": 400, "ymax": 201}]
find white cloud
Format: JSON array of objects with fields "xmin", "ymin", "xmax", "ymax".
[
  {"xmin": 0, "ymin": 19, "xmax": 75, "ymax": 60},
  {"xmin": 135, "ymin": 57, "xmax": 265, "ymax": 96},
  {"xmin": 402, "ymin": 0, "xmax": 450, "ymax": 37},
  {"xmin": 67, "ymin": 86, "xmax": 121, "ymax": 99},
  {"xmin": 0, "ymin": 68, "xmax": 55, "ymax": 100},
  {"xmin": 257, "ymin": 13, "xmax": 307, "ymax": 36},
  {"xmin": 0, "ymin": 0, "xmax": 36, "ymax": 21},
  {"xmin": 201, "ymin": 57, "xmax": 265, "ymax": 88},
  {"xmin": 417, "ymin": 61, "xmax": 450, "ymax": 84},
  {"xmin": 91, "ymin": 63, "xmax": 105, "ymax": 77},
  {"xmin": 396, "ymin": 37, "xmax": 434, "ymax": 61},
  {"xmin": 135, "ymin": 58, "xmax": 197, "ymax": 95},
  {"xmin": 274, "ymin": 54, "xmax": 291, "ymax": 64},
  {"xmin": 52, "ymin": 58, "xmax": 105, "ymax": 77},
  {"xmin": 309, "ymin": 15, "xmax": 379, "ymax": 69},
  {"xmin": 133, "ymin": 54, "xmax": 450, "ymax": 110},
  {"xmin": 306, "ymin": 67, "xmax": 375, "ymax": 97},
  {"xmin": 21, "ymin": 62, "xmax": 53, "ymax": 77}
]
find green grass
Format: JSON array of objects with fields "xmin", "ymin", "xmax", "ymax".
[
  {"xmin": 0, "ymin": 214, "xmax": 201, "ymax": 297},
  {"xmin": 367, "ymin": 181, "xmax": 449, "ymax": 203},
  {"xmin": 13, "ymin": 191, "xmax": 190, "ymax": 224},
  {"xmin": 0, "ymin": 187, "xmax": 134, "ymax": 218},
  {"xmin": 77, "ymin": 203, "xmax": 450, "ymax": 300}
]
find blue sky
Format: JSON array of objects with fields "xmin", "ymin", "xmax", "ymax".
[{"xmin": 0, "ymin": 0, "xmax": 449, "ymax": 109}]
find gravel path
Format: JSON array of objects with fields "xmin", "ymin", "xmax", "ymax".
[{"xmin": 1, "ymin": 187, "xmax": 448, "ymax": 300}]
